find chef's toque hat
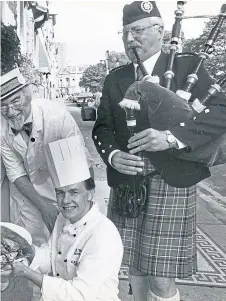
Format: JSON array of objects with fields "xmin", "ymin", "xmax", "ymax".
[{"xmin": 44, "ymin": 136, "xmax": 90, "ymax": 188}]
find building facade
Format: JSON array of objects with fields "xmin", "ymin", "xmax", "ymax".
[
  {"xmin": 57, "ymin": 65, "xmax": 88, "ymax": 97},
  {"xmin": 1, "ymin": 1, "xmax": 58, "ymax": 99}
]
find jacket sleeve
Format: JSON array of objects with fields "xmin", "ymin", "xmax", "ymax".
[
  {"xmin": 1, "ymin": 136, "xmax": 27, "ymax": 182},
  {"xmin": 169, "ymin": 65, "xmax": 226, "ymax": 151},
  {"xmin": 29, "ymin": 237, "xmax": 52, "ymax": 275},
  {"xmin": 92, "ymin": 75, "xmax": 121, "ymax": 165}
]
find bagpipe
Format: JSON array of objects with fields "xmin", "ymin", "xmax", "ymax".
[
  {"xmin": 114, "ymin": 2, "xmax": 226, "ymax": 218},
  {"xmin": 120, "ymin": 2, "xmax": 226, "ymax": 166}
]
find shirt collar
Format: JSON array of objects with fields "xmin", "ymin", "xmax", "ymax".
[
  {"xmin": 63, "ymin": 202, "xmax": 99, "ymax": 234},
  {"xmin": 133, "ymin": 51, "xmax": 161, "ymax": 75}
]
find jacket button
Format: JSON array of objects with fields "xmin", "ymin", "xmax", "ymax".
[
  {"xmin": 73, "ymin": 234, "xmax": 76, "ymax": 237},
  {"xmin": 58, "ymin": 251, "xmax": 62, "ymax": 255},
  {"xmin": 56, "ymin": 273, "xmax": 59, "ymax": 276},
  {"xmin": 101, "ymin": 150, "xmax": 105, "ymax": 153},
  {"xmin": 64, "ymin": 259, "xmax": 67, "ymax": 262}
]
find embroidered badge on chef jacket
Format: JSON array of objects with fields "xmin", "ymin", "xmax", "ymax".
[{"xmin": 74, "ymin": 248, "xmax": 82, "ymax": 255}]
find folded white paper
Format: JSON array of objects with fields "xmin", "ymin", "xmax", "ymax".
[{"xmin": 44, "ymin": 136, "xmax": 90, "ymax": 188}]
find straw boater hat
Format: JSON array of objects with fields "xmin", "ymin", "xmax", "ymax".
[
  {"xmin": 0, "ymin": 68, "xmax": 29, "ymax": 101},
  {"xmin": 44, "ymin": 135, "xmax": 90, "ymax": 188}
]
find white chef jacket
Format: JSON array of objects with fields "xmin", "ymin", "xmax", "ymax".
[
  {"xmin": 30, "ymin": 203, "xmax": 123, "ymax": 301},
  {"xmin": 1, "ymin": 98, "xmax": 93, "ymax": 245}
]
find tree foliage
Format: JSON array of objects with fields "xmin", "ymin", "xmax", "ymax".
[
  {"xmin": 1, "ymin": 22, "xmax": 21, "ymax": 75},
  {"xmin": 183, "ymin": 17, "xmax": 226, "ymax": 79},
  {"xmin": 79, "ymin": 51, "xmax": 129, "ymax": 92},
  {"xmin": 162, "ymin": 18, "xmax": 226, "ymax": 80},
  {"xmin": 1, "ymin": 22, "xmax": 43, "ymax": 86},
  {"xmin": 19, "ymin": 54, "xmax": 43, "ymax": 87}
]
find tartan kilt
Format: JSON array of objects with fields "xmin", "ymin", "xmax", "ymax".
[{"xmin": 107, "ymin": 173, "xmax": 197, "ymax": 279}]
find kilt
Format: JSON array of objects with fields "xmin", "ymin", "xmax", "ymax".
[{"xmin": 107, "ymin": 173, "xmax": 197, "ymax": 279}]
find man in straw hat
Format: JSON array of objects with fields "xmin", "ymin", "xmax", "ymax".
[
  {"xmin": 1, "ymin": 67, "xmax": 94, "ymax": 300},
  {"xmin": 1, "ymin": 136, "xmax": 123, "ymax": 301},
  {"xmin": 92, "ymin": 1, "xmax": 226, "ymax": 301}
]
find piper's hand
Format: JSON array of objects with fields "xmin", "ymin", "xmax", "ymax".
[
  {"xmin": 1, "ymin": 265, "xmax": 13, "ymax": 278},
  {"xmin": 128, "ymin": 129, "xmax": 169, "ymax": 154},
  {"xmin": 111, "ymin": 151, "xmax": 144, "ymax": 175}
]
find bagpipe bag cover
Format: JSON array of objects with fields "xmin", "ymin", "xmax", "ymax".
[{"xmin": 124, "ymin": 81, "xmax": 226, "ymax": 166}]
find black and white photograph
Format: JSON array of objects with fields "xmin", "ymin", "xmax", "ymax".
[{"xmin": 1, "ymin": 1, "xmax": 226, "ymax": 301}]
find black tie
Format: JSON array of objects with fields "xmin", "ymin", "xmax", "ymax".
[
  {"xmin": 136, "ymin": 66, "xmax": 143, "ymax": 81},
  {"xmin": 11, "ymin": 122, "xmax": 33, "ymax": 137}
]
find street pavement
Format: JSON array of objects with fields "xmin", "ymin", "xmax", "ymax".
[{"xmin": 2, "ymin": 100, "xmax": 226, "ymax": 301}]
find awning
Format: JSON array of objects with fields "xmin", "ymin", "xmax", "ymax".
[{"xmin": 30, "ymin": 1, "xmax": 49, "ymax": 30}]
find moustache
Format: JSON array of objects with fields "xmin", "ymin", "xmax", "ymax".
[{"xmin": 127, "ymin": 45, "xmax": 141, "ymax": 50}]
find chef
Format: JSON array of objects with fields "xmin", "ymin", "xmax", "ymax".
[{"xmin": 1, "ymin": 136, "xmax": 123, "ymax": 301}]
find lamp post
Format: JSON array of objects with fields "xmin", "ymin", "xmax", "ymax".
[
  {"xmin": 60, "ymin": 79, "xmax": 63, "ymax": 98},
  {"xmin": 105, "ymin": 50, "xmax": 110, "ymax": 74}
]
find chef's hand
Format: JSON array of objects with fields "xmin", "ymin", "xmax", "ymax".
[
  {"xmin": 111, "ymin": 151, "xmax": 144, "ymax": 175},
  {"xmin": 40, "ymin": 202, "xmax": 59, "ymax": 233},
  {"xmin": 12, "ymin": 261, "xmax": 28, "ymax": 277},
  {"xmin": 128, "ymin": 129, "xmax": 169, "ymax": 154},
  {"xmin": 1, "ymin": 265, "xmax": 12, "ymax": 278},
  {"xmin": 0, "ymin": 265, "xmax": 12, "ymax": 291}
]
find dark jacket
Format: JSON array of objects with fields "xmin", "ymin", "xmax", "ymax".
[{"xmin": 92, "ymin": 51, "xmax": 226, "ymax": 188}]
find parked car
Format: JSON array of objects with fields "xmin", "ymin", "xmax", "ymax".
[
  {"xmin": 76, "ymin": 92, "xmax": 93, "ymax": 107},
  {"xmin": 68, "ymin": 94, "xmax": 78, "ymax": 103}
]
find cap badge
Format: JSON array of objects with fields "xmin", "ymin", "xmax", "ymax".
[{"xmin": 141, "ymin": 1, "xmax": 153, "ymax": 13}]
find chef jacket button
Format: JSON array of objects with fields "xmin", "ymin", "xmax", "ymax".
[
  {"xmin": 101, "ymin": 150, "xmax": 105, "ymax": 153},
  {"xmin": 98, "ymin": 142, "xmax": 101, "ymax": 145},
  {"xmin": 56, "ymin": 273, "xmax": 59, "ymax": 276},
  {"xmin": 58, "ymin": 251, "xmax": 62, "ymax": 255},
  {"xmin": 94, "ymin": 136, "xmax": 97, "ymax": 139},
  {"xmin": 109, "ymin": 145, "xmax": 112, "ymax": 148},
  {"xmin": 64, "ymin": 259, "xmax": 67, "ymax": 262},
  {"xmin": 73, "ymin": 234, "xmax": 76, "ymax": 237}
]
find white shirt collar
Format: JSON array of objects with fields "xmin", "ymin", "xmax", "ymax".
[
  {"xmin": 63, "ymin": 202, "xmax": 99, "ymax": 234},
  {"xmin": 134, "ymin": 51, "xmax": 161, "ymax": 75}
]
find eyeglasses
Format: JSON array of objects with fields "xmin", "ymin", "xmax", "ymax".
[
  {"xmin": 1, "ymin": 99, "xmax": 22, "ymax": 113},
  {"xmin": 122, "ymin": 25, "xmax": 158, "ymax": 37}
]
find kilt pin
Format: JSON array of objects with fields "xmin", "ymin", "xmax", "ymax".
[{"xmin": 92, "ymin": 51, "xmax": 226, "ymax": 279}]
